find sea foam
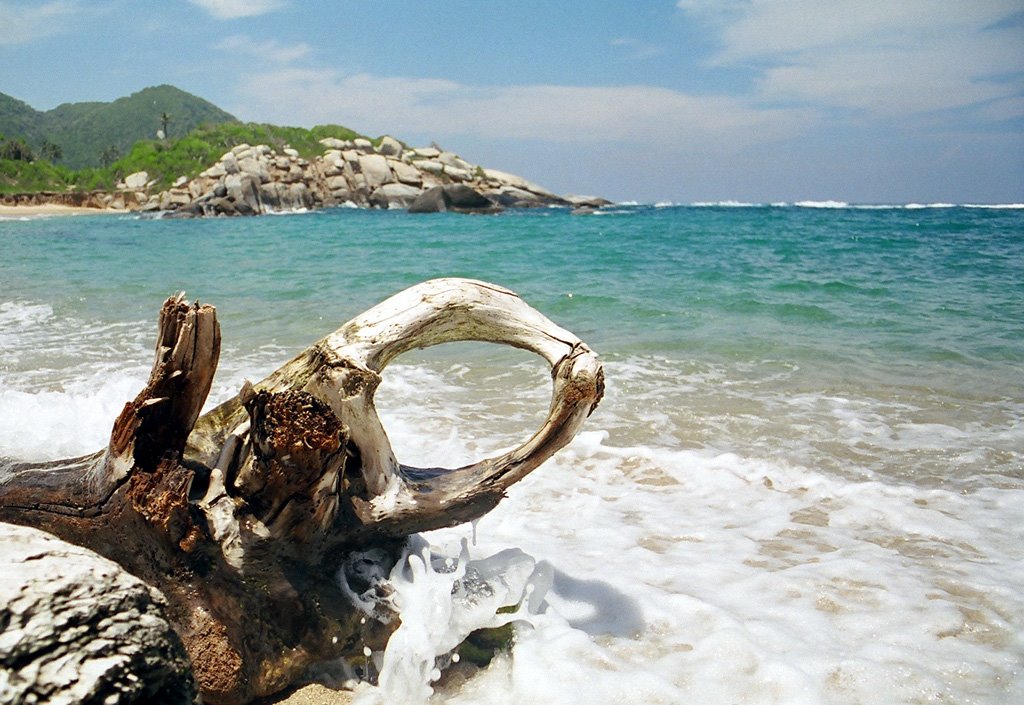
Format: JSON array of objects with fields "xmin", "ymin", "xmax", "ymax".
[{"xmin": 347, "ymin": 359, "xmax": 1024, "ymax": 704}]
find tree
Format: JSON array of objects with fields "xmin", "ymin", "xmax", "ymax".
[
  {"xmin": 0, "ymin": 138, "xmax": 35, "ymax": 162},
  {"xmin": 160, "ymin": 111, "xmax": 172, "ymax": 140},
  {"xmin": 0, "ymin": 279, "xmax": 604, "ymax": 705},
  {"xmin": 39, "ymin": 140, "xmax": 63, "ymax": 163},
  {"xmin": 100, "ymin": 144, "xmax": 121, "ymax": 167}
]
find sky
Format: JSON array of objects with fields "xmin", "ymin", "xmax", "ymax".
[{"xmin": 1, "ymin": 0, "xmax": 1022, "ymax": 204}]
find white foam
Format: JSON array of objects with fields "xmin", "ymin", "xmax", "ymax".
[
  {"xmin": 349, "ymin": 537, "xmax": 545, "ymax": 704},
  {"xmin": 795, "ymin": 200, "xmax": 850, "ymax": 209},
  {"xmin": 3, "ymin": 311, "xmax": 1022, "ymax": 705},
  {"xmin": 349, "ymin": 353, "xmax": 1024, "ymax": 705},
  {"xmin": 399, "ymin": 429, "xmax": 1024, "ymax": 705},
  {"xmin": 690, "ymin": 200, "xmax": 763, "ymax": 207},
  {"xmin": 0, "ymin": 370, "xmax": 147, "ymax": 460}
]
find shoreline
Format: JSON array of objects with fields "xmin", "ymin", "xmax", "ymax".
[{"xmin": 0, "ymin": 203, "xmax": 125, "ymax": 218}]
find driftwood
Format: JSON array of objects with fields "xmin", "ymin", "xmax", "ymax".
[{"xmin": 0, "ymin": 278, "xmax": 603, "ymax": 704}]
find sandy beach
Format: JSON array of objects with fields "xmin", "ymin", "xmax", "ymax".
[
  {"xmin": 0, "ymin": 203, "xmax": 124, "ymax": 217},
  {"xmin": 266, "ymin": 684, "xmax": 353, "ymax": 705}
]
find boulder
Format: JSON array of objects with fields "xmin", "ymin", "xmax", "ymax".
[
  {"xmin": 482, "ymin": 168, "xmax": 560, "ymax": 199},
  {"xmin": 342, "ymin": 150, "xmax": 361, "ymax": 171},
  {"xmin": 378, "ymin": 135, "xmax": 403, "ymax": 158},
  {"xmin": 445, "ymin": 183, "xmax": 498, "ymax": 210},
  {"xmin": 286, "ymin": 182, "xmax": 312, "ymax": 209},
  {"xmin": 221, "ymin": 153, "xmax": 240, "ymax": 175},
  {"xmin": 318, "ymin": 137, "xmax": 352, "ymax": 150},
  {"xmin": 391, "ymin": 160, "xmax": 423, "ymax": 186},
  {"xmin": 411, "ymin": 146, "xmax": 441, "ymax": 159},
  {"xmin": 232, "ymin": 144, "xmax": 253, "ymax": 160},
  {"xmin": 369, "ymin": 182, "xmax": 423, "ymax": 209},
  {"xmin": 159, "ymin": 189, "xmax": 191, "ymax": 210},
  {"xmin": 438, "ymin": 151, "xmax": 474, "ymax": 172},
  {"xmin": 326, "ymin": 175, "xmax": 350, "ymax": 191},
  {"xmin": 443, "ymin": 165, "xmax": 473, "ymax": 182},
  {"xmin": 414, "ymin": 159, "xmax": 444, "ymax": 175},
  {"xmin": 124, "ymin": 171, "xmax": 149, "ymax": 190},
  {"xmin": 353, "ymin": 137, "xmax": 374, "ymax": 152},
  {"xmin": 0, "ymin": 523, "xmax": 197, "ymax": 704},
  {"xmin": 486, "ymin": 184, "xmax": 569, "ymax": 208},
  {"xmin": 225, "ymin": 173, "xmax": 261, "ymax": 213},
  {"xmin": 321, "ymin": 151, "xmax": 345, "ymax": 176},
  {"xmin": 188, "ymin": 179, "xmax": 207, "ymax": 199},
  {"xmin": 237, "ymin": 156, "xmax": 270, "ymax": 183},
  {"xmin": 564, "ymin": 194, "xmax": 612, "ymax": 208},
  {"xmin": 259, "ymin": 182, "xmax": 283, "ymax": 210},
  {"xmin": 358, "ymin": 154, "xmax": 394, "ymax": 189},
  {"xmin": 407, "ymin": 186, "xmax": 448, "ymax": 213},
  {"xmin": 408, "ymin": 184, "xmax": 501, "ymax": 214}
]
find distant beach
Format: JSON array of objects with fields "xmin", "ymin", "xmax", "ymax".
[{"xmin": 0, "ymin": 203, "xmax": 123, "ymax": 218}]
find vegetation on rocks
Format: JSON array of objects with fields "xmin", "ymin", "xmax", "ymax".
[{"xmin": 0, "ymin": 122, "xmax": 372, "ymax": 194}]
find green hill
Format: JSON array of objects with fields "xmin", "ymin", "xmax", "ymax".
[
  {"xmin": 0, "ymin": 93, "xmax": 47, "ymax": 146},
  {"xmin": 0, "ymin": 85, "xmax": 237, "ymax": 169}
]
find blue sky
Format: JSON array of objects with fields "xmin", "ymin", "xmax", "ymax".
[{"xmin": 1, "ymin": 0, "xmax": 1022, "ymax": 203}]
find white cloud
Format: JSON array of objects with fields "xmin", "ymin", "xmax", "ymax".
[
  {"xmin": 228, "ymin": 68, "xmax": 817, "ymax": 153},
  {"xmin": 611, "ymin": 37, "xmax": 664, "ymax": 60},
  {"xmin": 677, "ymin": 0, "xmax": 1024, "ymax": 118},
  {"xmin": 0, "ymin": 1, "xmax": 77, "ymax": 45},
  {"xmin": 214, "ymin": 34, "xmax": 310, "ymax": 64},
  {"xmin": 188, "ymin": 0, "xmax": 285, "ymax": 20}
]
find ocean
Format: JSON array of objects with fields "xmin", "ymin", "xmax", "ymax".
[{"xmin": 1, "ymin": 202, "xmax": 1023, "ymax": 704}]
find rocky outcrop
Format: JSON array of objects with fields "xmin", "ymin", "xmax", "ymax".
[{"xmin": 143, "ymin": 137, "xmax": 603, "ymax": 217}]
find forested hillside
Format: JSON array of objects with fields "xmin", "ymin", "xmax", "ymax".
[{"xmin": 0, "ymin": 85, "xmax": 237, "ymax": 169}]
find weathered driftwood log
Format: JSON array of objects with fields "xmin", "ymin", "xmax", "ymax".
[{"xmin": 0, "ymin": 278, "xmax": 603, "ymax": 704}]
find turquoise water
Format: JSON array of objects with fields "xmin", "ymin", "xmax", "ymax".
[
  {"xmin": 5, "ymin": 205, "xmax": 1022, "ymax": 380},
  {"xmin": 2, "ymin": 204, "xmax": 1023, "ymax": 703}
]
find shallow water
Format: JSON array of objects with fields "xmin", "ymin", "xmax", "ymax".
[{"xmin": 2, "ymin": 204, "xmax": 1022, "ymax": 703}]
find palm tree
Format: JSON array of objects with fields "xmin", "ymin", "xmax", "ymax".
[{"xmin": 160, "ymin": 112, "xmax": 172, "ymax": 140}]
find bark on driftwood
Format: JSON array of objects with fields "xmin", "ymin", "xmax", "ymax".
[{"xmin": 0, "ymin": 279, "xmax": 604, "ymax": 704}]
